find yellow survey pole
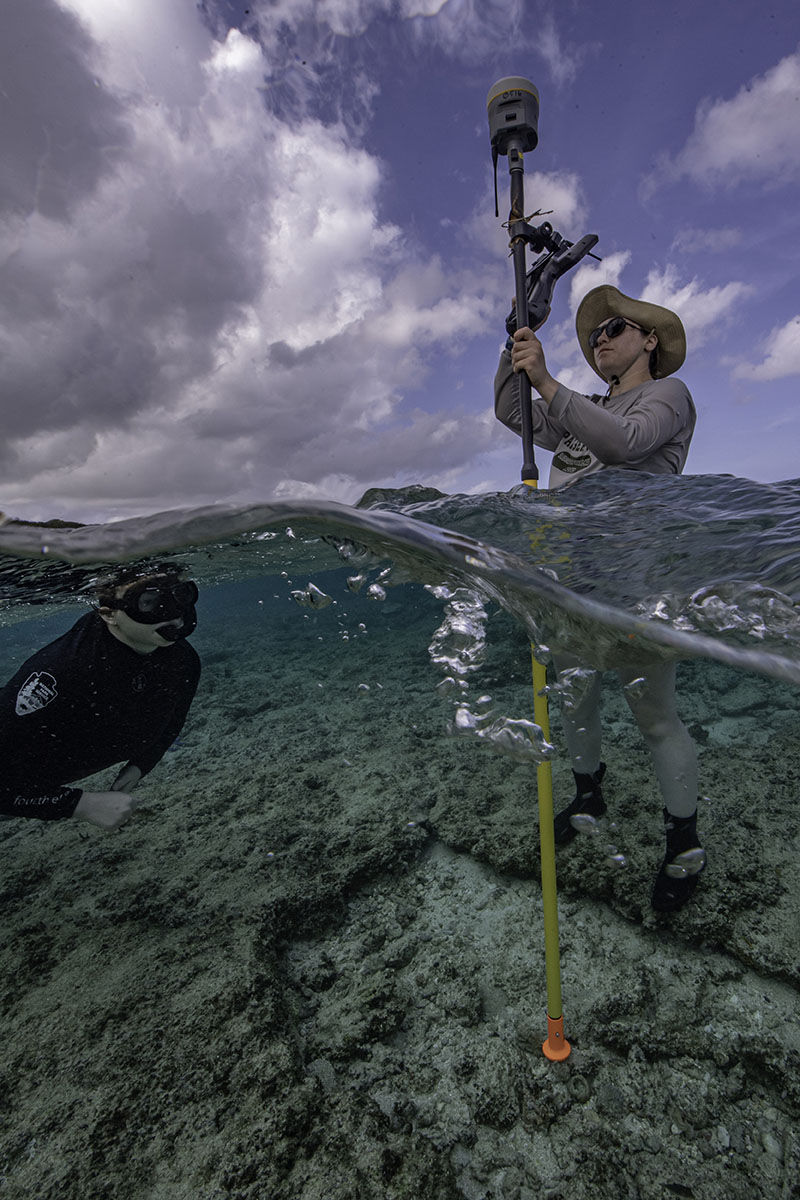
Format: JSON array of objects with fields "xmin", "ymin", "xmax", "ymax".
[
  {"xmin": 529, "ymin": 512, "xmax": 570, "ymax": 1061},
  {"xmin": 489, "ymin": 77, "xmax": 571, "ymax": 1060}
]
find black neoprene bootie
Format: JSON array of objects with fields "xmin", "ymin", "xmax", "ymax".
[
  {"xmin": 651, "ymin": 806, "xmax": 707, "ymax": 912},
  {"xmin": 554, "ymin": 762, "xmax": 607, "ymax": 845}
]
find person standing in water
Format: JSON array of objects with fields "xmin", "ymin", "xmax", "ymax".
[
  {"xmin": 0, "ymin": 564, "xmax": 200, "ymax": 831},
  {"xmin": 494, "ymin": 285, "xmax": 704, "ymax": 911}
]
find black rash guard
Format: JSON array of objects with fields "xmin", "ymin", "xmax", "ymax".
[{"xmin": 0, "ymin": 612, "xmax": 200, "ymax": 820}]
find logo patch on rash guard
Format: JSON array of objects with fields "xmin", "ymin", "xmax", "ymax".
[
  {"xmin": 552, "ymin": 449, "xmax": 594, "ymax": 475},
  {"xmin": 15, "ymin": 671, "xmax": 58, "ymax": 715},
  {"xmin": 552, "ymin": 438, "xmax": 594, "ymax": 474}
]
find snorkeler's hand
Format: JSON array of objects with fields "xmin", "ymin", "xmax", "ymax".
[
  {"xmin": 72, "ymin": 791, "xmax": 142, "ymax": 831},
  {"xmin": 111, "ymin": 764, "xmax": 142, "ymax": 792}
]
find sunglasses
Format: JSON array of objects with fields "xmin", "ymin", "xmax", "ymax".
[
  {"xmin": 588, "ymin": 316, "xmax": 647, "ymax": 349},
  {"xmin": 117, "ymin": 578, "xmax": 199, "ymax": 625}
]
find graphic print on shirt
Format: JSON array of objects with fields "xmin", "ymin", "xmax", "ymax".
[
  {"xmin": 551, "ymin": 432, "xmax": 597, "ymax": 476},
  {"xmin": 15, "ymin": 671, "xmax": 58, "ymax": 716}
]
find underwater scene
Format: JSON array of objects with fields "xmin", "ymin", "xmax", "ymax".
[{"xmin": 0, "ymin": 472, "xmax": 799, "ymax": 1200}]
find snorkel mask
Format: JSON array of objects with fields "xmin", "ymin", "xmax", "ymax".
[{"xmin": 113, "ymin": 576, "xmax": 198, "ymax": 641}]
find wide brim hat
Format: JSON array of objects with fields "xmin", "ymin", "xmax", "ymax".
[{"xmin": 576, "ymin": 285, "xmax": 686, "ymax": 379}]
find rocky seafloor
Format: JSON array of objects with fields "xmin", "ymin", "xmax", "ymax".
[{"xmin": 0, "ymin": 576, "xmax": 798, "ymax": 1199}]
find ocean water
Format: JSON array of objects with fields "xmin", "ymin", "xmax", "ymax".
[{"xmin": 0, "ymin": 472, "xmax": 799, "ymax": 1199}]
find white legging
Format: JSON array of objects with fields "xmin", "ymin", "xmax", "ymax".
[{"xmin": 553, "ymin": 654, "xmax": 698, "ymax": 818}]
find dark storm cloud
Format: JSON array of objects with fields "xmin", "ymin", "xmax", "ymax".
[
  {"xmin": 0, "ymin": 4, "xmax": 505, "ymax": 520},
  {"xmin": 0, "ymin": 0, "xmax": 130, "ymax": 220}
]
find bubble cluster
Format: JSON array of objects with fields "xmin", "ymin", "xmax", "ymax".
[
  {"xmin": 451, "ymin": 707, "xmax": 555, "ymax": 764},
  {"xmin": 427, "ymin": 588, "xmax": 487, "ymax": 678},
  {"xmin": 664, "ymin": 847, "xmax": 707, "ymax": 878},
  {"xmin": 290, "ymin": 582, "xmax": 333, "ymax": 610},
  {"xmin": 545, "ymin": 665, "xmax": 599, "ymax": 714},
  {"xmin": 567, "ymin": 817, "xmax": 630, "ymax": 870},
  {"xmin": 427, "ymin": 586, "xmax": 553, "ymax": 764}
]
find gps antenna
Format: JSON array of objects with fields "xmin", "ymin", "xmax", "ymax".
[{"xmin": 487, "ymin": 77, "xmax": 540, "ymax": 485}]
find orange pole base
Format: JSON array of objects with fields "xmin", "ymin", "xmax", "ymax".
[{"xmin": 542, "ymin": 1014, "xmax": 571, "ymax": 1061}]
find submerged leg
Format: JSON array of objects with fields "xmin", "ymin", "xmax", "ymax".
[
  {"xmin": 552, "ymin": 654, "xmax": 606, "ymax": 844},
  {"xmin": 552, "ymin": 653, "xmax": 603, "ymax": 775},
  {"xmin": 618, "ymin": 663, "xmax": 705, "ymax": 909},
  {"xmin": 618, "ymin": 662, "xmax": 697, "ymax": 817}
]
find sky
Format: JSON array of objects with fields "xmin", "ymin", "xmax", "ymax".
[{"xmin": 1, "ymin": 0, "xmax": 799, "ymax": 523}]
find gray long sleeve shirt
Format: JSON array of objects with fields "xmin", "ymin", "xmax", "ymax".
[{"xmin": 494, "ymin": 349, "xmax": 696, "ymax": 488}]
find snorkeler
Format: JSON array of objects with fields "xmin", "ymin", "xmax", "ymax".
[
  {"xmin": 494, "ymin": 285, "xmax": 705, "ymax": 912},
  {"xmin": 0, "ymin": 564, "xmax": 201, "ymax": 831}
]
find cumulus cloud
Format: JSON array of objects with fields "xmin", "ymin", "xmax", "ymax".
[
  {"xmin": 0, "ymin": 0, "xmax": 511, "ymax": 521},
  {"xmin": 543, "ymin": 255, "xmax": 749, "ymax": 393},
  {"xmin": 244, "ymin": 0, "xmax": 579, "ymax": 108},
  {"xmin": 645, "ymin": 46, "xmax": 800, "ymax": 193},
  {"xmin": 527, "ymin": 171, "xmax": 589, "ymax": 233},
  {"xmin": 562, "ymin": 254, "xmax": 747, "ymax": 353},
  {"xmin": 640, "ymin": 265, "xmax": 749, "ymax": 349},
  {"xmin": 467, "ymin": 168, "xmax": 589, "ymax": 266},
  {"xmin": 732, "ymin": 315, "xmax": 800, "ymax": 381},
  {"xmin": 567, "ymin": 250, "xmax": 631, "ymax": 313}
]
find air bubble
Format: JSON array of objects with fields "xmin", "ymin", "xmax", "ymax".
[
  {"xmin": 569, "ymin": 813, "xmax": 601, "ymax": 836},
  {"xmin": 553, "ymin": 667, "xmax": 599, "ymax": 713},
  {"xmin": 290, "ymin": 582, "xmax": 333, "ymax": 609},
  {"xmin": 451, "ymin": 707, "xmax": 555, "ymax": 764},
  {"xmin": 336, "ymin": 540, "xmax": 375, "ymax": 568},
  {"xmin": 664, "ymin": 848, "xmax": 706, "ymax": 878},
  {"xmin": 428, "ymin": 589, "xmax": 487, "ymax": 677},
  {"xmin": 425, "ymin": 584, "xmax": 458, "ymax": 601}
]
